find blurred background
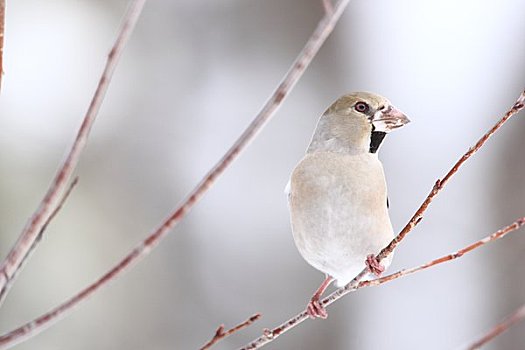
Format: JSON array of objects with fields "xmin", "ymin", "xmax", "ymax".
[{"xmin": 1, "ymin": 0, "xmax": 525, "ymax": 349}]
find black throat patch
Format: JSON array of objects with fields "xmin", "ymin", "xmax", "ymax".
[{"xmin": 369, "ymin": 131, "xmax": 386, "ymax": 153}]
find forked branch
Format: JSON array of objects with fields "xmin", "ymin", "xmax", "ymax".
[
  {"xmin": 0, "ymin": 0, "xmax": 147, "ymax": 308},
  {"xmin": 200, "ymin": 314, "xmax": 261, "ymax": 350},
  {"xmin": 240, "ymin": 90, "xmax": 525, "ymax": 349},
  {"xmin": 0, "ymin": 178, "xmax": 79, "ymax": 305},
  {"xmin": 359, "ymin": 218, "xmax": 525, "ymax": 290}
]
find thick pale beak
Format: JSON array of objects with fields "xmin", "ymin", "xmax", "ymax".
[{"xmin": 372, "ymin": 105, "xmax": 410, "ymax": 133}]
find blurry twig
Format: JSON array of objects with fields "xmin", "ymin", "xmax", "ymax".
[
  {"xmin": 0, "ymin": 0, "xmax": 5, "ymax": 89},
  {"xmin": 0, "ymin": 1, "xmax": 351, "ymax": 348},
  {"xmin": 240, "ymin": 90, "xmax": 525, "ymax": 349},
  {"xmin": 467, "ymin": 303, "xmax": 525, "ymax": 350},
  {"xmin": 200, "ymin": 314, "xmax": 261, "ymax": 350},
  {"xmin": 322, "ymin": 0, "xmax": 333, "ymax": 14},
  {"xmin": 0, "ymin": 0, "xmax": 146, "ymax": 309}
]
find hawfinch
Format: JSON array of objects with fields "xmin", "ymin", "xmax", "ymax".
[{"xmin": 287, "ymin": 91, "xmax": 410, "ymax": 319}]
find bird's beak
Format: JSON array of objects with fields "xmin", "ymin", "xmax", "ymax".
[{"xmin": 372, "ymin": 105, "xmax": 410, "ymax": 133}]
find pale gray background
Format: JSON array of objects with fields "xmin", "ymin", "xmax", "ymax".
[{"xmin": 1, "ymin": 0, "xmax": 525, "ymax": 349}]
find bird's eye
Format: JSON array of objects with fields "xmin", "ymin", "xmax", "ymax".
[{"xmin": 354, "ymin": 101, "xmax": 369, "ymax": 114}]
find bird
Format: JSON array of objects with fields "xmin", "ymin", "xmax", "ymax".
[{"xmin": 286, "ymin": 91, "xmax": 410, "ymax": 319}]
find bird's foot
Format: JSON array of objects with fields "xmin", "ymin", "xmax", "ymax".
[
  {"xmin": 306, "ymin": 296, "xmax": 328, "ymax": 319},
  {"xmin": 305, "ymin": 275, "xmax": 333, "ymax": 319},
  {"xmin": 366, "ymin": 254, "xmax": 385, "ymax": 276}
]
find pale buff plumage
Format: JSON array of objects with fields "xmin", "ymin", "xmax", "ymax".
[{"xmin": 287, "ymin": 91, "xmax": 409, "ymax": 318}]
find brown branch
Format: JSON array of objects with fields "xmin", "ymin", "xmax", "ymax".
[
  {"xmin": 0, "ymin": 1, "xmax": 351, "ymax": 348},
  {"xmin": 0, "ymin": 0, "xmax": 5, "ymax": 90},
  {"xmin": 467, "ymin": 303, "xmax": 525, "ymax": 350},
  {"xmin": 240, "ymin": 90, "xmax": 525, "ymax": 349},
  {"xmin": 200, "ymin": 314, "xmax": 261, "ymax": 350},
  {"xmin": 0, "ymin": 0, "xmax": 147, "ymax": 308}
]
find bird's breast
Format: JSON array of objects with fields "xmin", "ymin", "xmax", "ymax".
[{"xmin": 288, "ymin": 152, "xmax": 394, "ymax": 281}]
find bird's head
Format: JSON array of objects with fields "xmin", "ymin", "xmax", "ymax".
[{"xmin": 307, "ymin": 91, "xmax": 410, "ymax": 154}]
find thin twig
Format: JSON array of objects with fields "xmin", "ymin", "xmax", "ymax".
[
  {"xmin": 0, "ymin": 1, "xmax": 351, "ymax": 349},
  {"xmin": 0, "ymin": 0, "xmax": 147, "ymax": 308},
  {"xmin": 240, "ymin": 90, "xmax": 525, "ymax": 349},
  {"xmin": 0, "ymin": 0, "xmax": 5, "ymax": 90},
  {"xmin": 200, "ymin": 314, "xmax": 261, "ymax": 350},
  {"xmin": 467, "ymin": 303, "xmax": 525, "ymax": 350}
]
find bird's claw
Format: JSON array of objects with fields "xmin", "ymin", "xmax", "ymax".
[
  {"xmin": 306, "ymin": 297, "xmax": 328, "ymax": 319},
  {"xmin": 366, "ymin": 254, "xmax": 385, "ymax": 276}
]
